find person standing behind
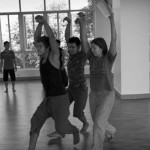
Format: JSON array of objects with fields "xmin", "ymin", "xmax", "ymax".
[
  {"xmin": 79, "ymin": 8, "xmax": 117, "ymax": 150},
  {"xmin": 0, "ymin": 41, "xmax": 17, "ymax": 93}
]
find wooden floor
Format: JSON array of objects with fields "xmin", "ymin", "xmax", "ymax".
[{"xmin": 1, "ymin": 78, "xmax": 150, "ymax": 150}]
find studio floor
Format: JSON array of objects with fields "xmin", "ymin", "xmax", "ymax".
[{"xmin": 0, "ymin": 78, "xmax": 150, "ymax": 150}]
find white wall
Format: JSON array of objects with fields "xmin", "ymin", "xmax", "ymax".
[
  {"xmin": 113, "ymin": 0, "xmax": 121, "ymax": 94},
  {"xmin": 95, "ymin": 0, "xmax": 150, "ymax": 97},
  {"xmin": 121, "ymin": 0, "xmax": 150, "ymax": 94},
  {"xmin": 95, "ymin": 0, "xmax": 111, "ymax": 46}
]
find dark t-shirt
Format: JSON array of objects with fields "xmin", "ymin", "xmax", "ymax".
[
  {"xmin": 87, "ymin": 50, "xmax": 116, "ymax": 92},
  {"xmin": 67, "ymin": 51, "xmax": 87, "ymax": 88},
  {"xmin": 0, "ymin": 50, "xmax": 15, "ymax": 70}
]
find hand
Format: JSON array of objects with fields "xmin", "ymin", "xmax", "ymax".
[
  {"xmin": 35, "ymin": 15, "xmax": 45, "ymax": 24},
  {"xmin": 77, "ymin": 12, "xmax": 85, "ymax": 18},
  {"xmin": 106, "ymin": 1, "xmax": 113, "ymax": 16},
  {"xmin": 75, "ymin": 12, "xmax": 86, "ymax": 25},
  {"xmin": 63, "ymin": 17, "xmax": 71, "ymax": 24},
  {"xmin": 15, "ymin": 66, "xmax": 17, "ymax": 72},
  {"xmin": 75, "ymin": 18, "xmax": 81, "ymax": 24}
]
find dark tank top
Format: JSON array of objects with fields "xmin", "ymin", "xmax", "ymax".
[{"xmin": 40, "ymin": 58, "xmax": 67, "ymax": 96}]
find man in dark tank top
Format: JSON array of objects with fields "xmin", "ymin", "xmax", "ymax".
[{"xmin": 28, "ymin": 15, "xmax": 79, "ymax": 150}]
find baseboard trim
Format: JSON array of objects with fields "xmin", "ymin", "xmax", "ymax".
[
  {"xmin": 115, "ymin": 89, "xmax": 150, "ymax": 99},
  {"xmin": 0, "ymin": 76, "xmax": 40, "ymax": 81}
]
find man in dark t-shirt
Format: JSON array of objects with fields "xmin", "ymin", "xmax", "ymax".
[
  {"xmin": 0, "ymin": 41, "xmax": 17, "ymax": 93},
  {"xmin": 47, "ymin": 13, "xmax": 89, "ymax": 139},
  {"xmin": 65, "ymin": 14, "xmax": 89, "ymax": 134}
]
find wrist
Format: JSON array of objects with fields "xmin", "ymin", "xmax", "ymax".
[
  {"xmin": 68, "ymin": 21, "xmax": 71, "ymax": 24},
  {"xmin": 39, "ymin": 22, "xmax": 43, "ymax": 25}
]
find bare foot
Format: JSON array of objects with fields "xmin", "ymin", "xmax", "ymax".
[
  {"xmin": 80, "ymin": 122, "xmax": 89, "ymax": 134},
  {"xmin": 106, "ymin": 133, "xmax": 114, "ymax": 143},
  {"xmin": 48, "ymin": 137, "xmax": 61, "ymax": 145},
  {"xmin": 4, "ymin": 90, "xmax": 8, "ymax": 93},
  {"xmin": 47, "ymin": 131, "xmax": 63, "ymax": 138},
  {"xmin": 73, "ymin": 129, "xmax": 80, "ymax": 144},
  {"xmin": 12, "ymin": 89, "xmax": 16, "ymax": 92}
]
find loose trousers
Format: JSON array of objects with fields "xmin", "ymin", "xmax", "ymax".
[
  {"xmin": 89, "ymin": 90, "xmax": 116, "ymax": 150},
  {"xmin": 30, "ymin": 94, "xmax": 78, "ymax": 136}
]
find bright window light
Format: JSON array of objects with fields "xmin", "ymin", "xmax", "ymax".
[
  {"xmin": 21, "ymin": 0, "xmax": 44, "ymax": 11},
  {"xmin": 0, "ymin": 0, "xmax": 19, "ymax": 12}
]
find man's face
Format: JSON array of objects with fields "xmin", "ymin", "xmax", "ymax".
[
  {"xmin": 4, "ymin": 43, "xmax": 10, "ymax": 50},
  {"xmin": 68, "ymin": 43, "xmax": 79, "ymax": 55},
  {"xmin": 36, "ymin": 42, "xmax": 47, "ymax": 56}
]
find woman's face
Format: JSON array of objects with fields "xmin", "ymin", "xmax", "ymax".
[
  {"xmin": 36, "ymin": 42, "xmax": 48, "ymax": 56},
  {"xmin": 91, "ymin": 43, "xmax": 102, "ymax": 57}
]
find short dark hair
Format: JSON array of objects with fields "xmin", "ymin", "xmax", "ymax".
[
  {"xmin": 4, "ymin": 41, "xmax": 9, "ymax": 46},
  {"xmin": 68, "ymin": 37, "xmax": 81, "ymax": 47},
  {"xmin": 91, "ymin": 37, "xmax": 108, "ymax": 56},
  {"xmin": 36, "ymin": 36, "xmax": 50, "ymax": 48},
  {"xmin": 56, "ymin": 39, "xmax": 61, "ymax": 45}
]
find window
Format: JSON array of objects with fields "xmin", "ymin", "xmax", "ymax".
[
  {"xmin": 25, "ymin": 52, "xmax": 39, "ymax": 68},
  {"xmin": 15, "ymin": 53, "xmax": 24, "ymax": 69},
  {"xmin": 21, "ymin": 0, "xmax": 44, "ymax": 12},
  {"xmin": 0, "ymin": 15, "xmax": 9, "ymax": 45},
  {"xmin": 10, "ymin": 15, "xmax": 20, "ymax": 52},
  {"xmin": 70, "ymin": 0, "xmax": 89, "ymax": 10},
  {"xmin": 46, "ymin": 0, "xmax": 69, "ymax": 11},
  {"xmin": 58, "ymin": 13, "xmax": 68, "ymax": 48},
  {"xmin": 0, "ymin": 0, "xmax": 19, "ymax": 12},
  {"xmin": 23, "ymin": 14, "xmax": 36, "ymax": 51},
  {"xmin": 0, "ymin": 0, "xmax": 94, "ymax": 70},
  {"xmin": 0, "ymin": 15, "xmax": 20, "ymax": 52}
]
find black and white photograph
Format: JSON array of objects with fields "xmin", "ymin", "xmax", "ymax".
[{"xmin": 0, "ymin": 0, "xmax": 150, "ymax": 150}]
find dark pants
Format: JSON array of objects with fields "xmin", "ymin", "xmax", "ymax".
[
  {"xmin": 67, "ymin": 86, "xmax": 88, "ymax": 118},
  {"xmin": 30, "ymin": 94, "xmax": 78, "ymax": 136},
  {"xmin": 3, "ymin": 69, "xmax": 16, "ymax": 81}
]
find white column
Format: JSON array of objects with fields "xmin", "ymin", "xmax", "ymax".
[{"xmin": 120, "ymin": 0, "xmax": 150, "ymax": 96}]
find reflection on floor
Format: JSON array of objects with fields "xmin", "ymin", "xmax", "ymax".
[{"xmin": 0, "ymin": 78, "xmax": 150, "ymax": 150}]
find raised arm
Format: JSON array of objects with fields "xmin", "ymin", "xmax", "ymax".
[
  {"xmin": 63, "ymin": 17, "xmax": 71, "ymax": 45},
  {"xmin": 35, "ymin": 15, "xmax": 59, "ymax": 55},
  {"xmin": 0, "ymin": 58, "xmax": 3, "ymax": 73},
  {"xmin": 75, "ymin": 12, "xmax": 90, "ymax": 53},
  {"xmin": 108, "ymin": 12, "xmax": 117, "ymax": 56},
  {"xmin": 43, "ymin": 17, "xmax": 59, "ymax": 54},
  {"xmin": 13, "ymin": 55, "xmax": 17, "ymax": 71},
  {"xmin": 34, "ymin": 16, "xmax": 43, "ymax": 43}
]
